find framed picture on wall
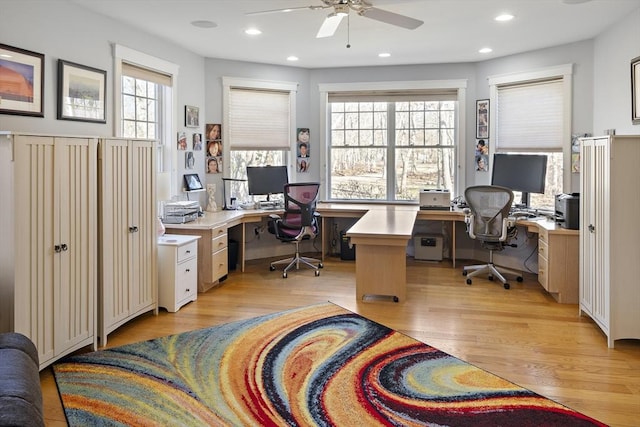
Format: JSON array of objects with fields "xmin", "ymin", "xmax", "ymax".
[
  {"xmin": 632, "ymin": 56, "xmax": 640, "ymax": 125},
  {"xmin": 57, "ymin": 59, "xmax": 107, "ymax": 123},
  {"xmin": 476, "ymin": 99, "xmax": 489, "ymax": 139},
  {"xmin": 185, "ymin": 105, "xmax": 199, "ymax": 127},
  {"xmin": 0, "ymin": 43, "xmax": 44, "ymax": 117}
]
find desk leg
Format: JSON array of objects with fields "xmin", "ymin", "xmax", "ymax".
[
  {"xmin": 321, "ymin": 217, "xmax": 326, "ymax": 262},
  {"xmin": 452, "ymin": 220, "xmax": 456, "ymax": 269},
  {"xmin": 241, "ymin": 223, "xmax": 246, "ymax": 272}
]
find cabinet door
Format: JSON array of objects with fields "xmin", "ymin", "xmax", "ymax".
[
  {"xmin": 14, "ymin": 136, "xmax": 96, "ymax": 365},
  {"xmin": 590, "ymin": 138, "xmax": 610, "ymax": 328},
  {"xmin": 14, "ymin": 135, "xmax": 56, "ymax": 364},
  {"xmin": 100, "ymin": 139, "xmax": 132, "ymax": 332},
  {"xmin": 128, "ymin": 140, "xmax": 157, "ymax": 314},
  {"xmin": 55, "ymin": 138, "xmax": 97, "ymax": 354}
]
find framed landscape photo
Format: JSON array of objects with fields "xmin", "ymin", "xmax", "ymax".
[
  {"xmin": 57, "ymin": 59, "xmax": 106, "ymax": 123},
  {"xmin": 632, "ymin": 56, "xmax": 640, "ymax": 125},
  {"xmin": 476, "ymin": 99, "xmax": 489, "ymax": 139},
  {"xmin": 0, "ymin": 43, "xmax": 44, "ymax": 117},
  {"xmin": 185, "ymin": 105, "xmax": 199, "ymax": 127}
]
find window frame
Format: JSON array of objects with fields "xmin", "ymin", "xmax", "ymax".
[
  {"xmin": 488, "ymin": 64, "xmax": 573, "ymax": 195},
  {"xmin": 319, "ymin": 80, "xmax": 468, "ymax": 202},
  {"xmin": 113, "ymin": 44, "xmax": 179, "ymax": 192}
]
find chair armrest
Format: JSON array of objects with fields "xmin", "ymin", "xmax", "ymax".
[{"xmin": 269, "ymin": 213, "xmax": 281, "ymax": 220}]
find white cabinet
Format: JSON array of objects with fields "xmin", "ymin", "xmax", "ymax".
[
  {"xmin": 158, "ymin": 235, "xmax": 199, "ymax": 312},
  {"xmin": 99, "ymin": 138, "xmax": 157, "ymax": 346},
  {"xmin": 0, "ymin": 133, "xmax": 97, "ymax": 369},
  {"xmin": 579, "ymin": 135, "xmax": 640, "ymax": 347},
  {"xmin": 164, "ymin": 223, "xmax": 229, "ymax": 293}
]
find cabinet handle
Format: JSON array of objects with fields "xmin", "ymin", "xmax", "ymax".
[
  {"xmin": 186, "ymin": 288, "xmax": 190, "ymax": 292},
  {"xmin": 186, "ymin": 250, "xmax": 191, "ymax": 254},
  {"xmin": 54, "ymin": 245, "xmax": 62, "ymax": 253},
  {"xmin": 185, "ymin": 269, "xmax": 190, "ymax": 272},
  {"xmin": 61, "ymin": 243, "xmax": 68, "ymax": 251},
  {"xmin": 588, "ymin": 224, "xmax": 595, "ymax": 233},
  {"xmin": 129, "ymin": 226, "xmax": 139, "ymax": 233}
]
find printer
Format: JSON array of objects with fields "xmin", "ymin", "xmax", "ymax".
[
  {"xmin": 419, "ymin": 189, "xmax": 451, "ymax": 210},
  {"xmin": 555, "ymin": 193, "xmax": 579, "ymax": 230}
]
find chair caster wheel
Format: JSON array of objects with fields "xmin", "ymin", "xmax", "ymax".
[
  {"xmin": 393, "ymin": 296, "xmax": 399, "ymax": 302},
  {"xmin": 488, "ymin": 275, "xmax": 494, "ymax": 281},
  {"xmin": 516, "ymin": 276, "xmax": 523, "ymax": 282},
  {"xmin": 504, "ymin": 283, "xmax": 510, "ymax": 289},
  {"xmin": 283, "ymin": 272, "xmax": 288, "ymax": 278},
  {"xmin": 318, "ymin": 263, "xmax": 324, "ymax": 268},
  {"xmin": 270, "ymin": 265, "xmax": 276, "ymax": 271},
  {"xmin": 315, "ymin": 270, "xmax": 320, "ymax": 277},
  {"xmin": 462, "ymin": 270, "xmax": 468, "ymax": 276},
  {"xmin": 466, "ymin": 279, "xmax": 472, "ymax": 285}
]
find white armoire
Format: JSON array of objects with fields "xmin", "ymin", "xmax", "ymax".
[
  {"xmin": 98, "ymin": 138, "xmax": 157, "ymax": 346},
  {"xmin": 579, "ymin": 135, "xmax": 640, "ymax": 348},
  {"xmin": 0, "ymin": 133, "xmax": 98, "ymax": 369}
]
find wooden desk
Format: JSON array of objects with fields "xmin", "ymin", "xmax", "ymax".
[
  {"xmin": 347, "ymin": 207, "xmax": 417, "ymax": 302},
  {"xmin": 164, "ymin": 204, "xmax": 578, "ymax": 304}
]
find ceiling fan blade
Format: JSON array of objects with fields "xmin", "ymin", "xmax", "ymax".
[
  {"xmin": 246, "ymin": 5, "xmax": 324, "ymax": 16},
  {"xmin": 316, "ymin": 13, "xmax": 345, "ymax": 38},
  {"xmin": 360, "ymin": 7, "xmax": 423, "ymax": 30}
]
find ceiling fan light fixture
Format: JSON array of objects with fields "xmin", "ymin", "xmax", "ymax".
[{"xmin": 335, "ymin": 4, "xmax": 349, "ymax": 17}]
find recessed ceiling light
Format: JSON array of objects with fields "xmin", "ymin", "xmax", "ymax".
[
  {"xmin": 495, "ymin": 14, "xmax": 514, "ymax": 22},
  {"xmin": 287, "ymin": 56, "xmax": 299, "ymax": 61},
  {"xmin": 245, "ymin": 28, "xmax": 262, "ymax": 35},
  {"xmin": 378, "ymin": 52, "xmax": 391, "ymax": 58},
  {"xmin": 191, "ymin": 20, "xmax": 217, "ymax": 28},
  {"xmin": 479, "ymin": 47, "xmax": 493, "ymax": 54}
]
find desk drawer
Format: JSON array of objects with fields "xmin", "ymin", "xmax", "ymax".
[
  {"xmin": 176, "ymin": 240, "xmax": 197, "ymax": 263},
  {"xmin": 211, "ymin": 224, "xmax": 226, "ymax": 239},
  {"xmin": 211, "ymin": 247, "xmax": 228, "ymax": 281},
  {"xmin": 176, "ymin": 257, "xmax": 198, "ymax": 300},
  {"xmin": 211, "ymin": 233, "xmax": 228, "ymax": 253}
]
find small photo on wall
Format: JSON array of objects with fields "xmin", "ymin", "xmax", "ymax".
[
  {"xmin": 207, "ymin": 140, "xmax": 222, "ymax": 157},
  {"xmin": 177, "ymin": 132, "xmax": 187, "ymax": 150},
  {"xmin": 206, "ymin": 123, "xmax": 221, "ymax": 141},
  {"xmin": 185, "ymin": 151, "xmax": 195, "ymax": 169},
  {"xmin": 297, "ymin": 128, "xmax": 310, "ymax": 157},
  {"xmin": 206, "ymin": 156, "xmax": 222, "ymax": 174},
  {"xmin": 475, "ymin": 154, "xmax": 489, "ymax": 172},
  {"xmin": 297, "ymin": 158, "xmax": 309, "ymax": 173},
  {"xmin": 193, "ymin": 133, "xmax": 203, "ymax": 150}
]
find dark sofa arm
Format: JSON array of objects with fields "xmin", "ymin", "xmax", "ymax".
[{"xmin": 0, "ymin": 332, "xmax": 44, "ymax": 427}]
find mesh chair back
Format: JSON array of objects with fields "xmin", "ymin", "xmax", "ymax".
[
  {"xmin": 284, "ymin": 183, "xmax": 320, "ymax": 226},
  {"xmin": 464, "ymin": 185, "xmax": 513, "ymax": 242}
]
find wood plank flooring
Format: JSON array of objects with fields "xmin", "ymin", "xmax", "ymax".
[{"xmin": 40, "ymin": 257, "xmax": 640, "ymax": 426}]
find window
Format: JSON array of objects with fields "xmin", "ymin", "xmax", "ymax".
[
  {"xmin": 223, "ymin": 77, "xmax": 297, "ymax": 203},
  {"xmin": 320, "ymin": 80, "xmax": 465, "ymax": 202},
  {"xmin": 114, "ymin": 45, "xmax": 178, "ymax": 187},
  {"xmin": 489, "ymin": 65, "xmax": 573, "ymax": 210},
  {"xmin": 329, "ymin": 101, "xmax": 456, "ymax": 201}
]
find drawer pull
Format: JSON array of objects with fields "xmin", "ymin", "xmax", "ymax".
[
  {"xmin": 186, "ymin": 250, "xmax": 191, "ymax": 254},
  {"xmin": 186, "ymin": 288, "xmax": 190, "ymax": 292},
  {"xmin": 185, "ymin": 269, "xmax": 191, "ymax": 272}
]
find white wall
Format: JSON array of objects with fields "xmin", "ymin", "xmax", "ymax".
[
  {"xmin": 0, "ymin": 0, "xmax": 206, "ymax": 203},
  {"xmin": 593, "ymin": 7, "xmax": 640, "ymax": 136}
]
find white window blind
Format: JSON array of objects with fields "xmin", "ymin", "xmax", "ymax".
[
  {"xmin": 122, "ymin": 62, "xmax": 172, "ymax": 86},
  {"xmin": 496, "ymin": 79, "xmax": 563, "ymax": 151},
  {"xmin": 228, "ymin": 88, "xmax": 291, "ymax": 149}
]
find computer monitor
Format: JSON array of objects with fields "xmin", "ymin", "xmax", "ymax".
[
  {"xmin": 246, "ymin": 166, "xmax": 288, "ymax": 201},
  {"xmin": 491, "ymin": 153, "xmax": 547, "ymax": 208}
]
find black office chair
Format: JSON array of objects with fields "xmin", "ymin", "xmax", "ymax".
[
  {"xmin": 268, "ymin": 182, "xmax": 323, "ymax": 278},
  {"xmin": 462, "ymin": 185, "xmax": 523, "ymax": 289}
]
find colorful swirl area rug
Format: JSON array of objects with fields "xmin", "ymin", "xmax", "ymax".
[{"xmin": 53, "ymin": 302, "xmax": 605, "ymax": 426}]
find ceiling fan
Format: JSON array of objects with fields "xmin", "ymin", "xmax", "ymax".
[{"xmin": 247, "ymin": 0, "xmax": 424, "ymax": 39}]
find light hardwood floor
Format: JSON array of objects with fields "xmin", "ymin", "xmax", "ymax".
[{"xmin": 41, "ymin": 257, "xmax": 640, "ymax": 427}]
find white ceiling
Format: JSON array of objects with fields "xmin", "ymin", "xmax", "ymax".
[{"xmin": 70, "ymin": 0, "xmax": 640, "ymax": 68}]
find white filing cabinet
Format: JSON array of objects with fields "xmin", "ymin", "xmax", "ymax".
[{"xmin": 158, "ymin": 234, "xmax": 200, "ymax": 312}]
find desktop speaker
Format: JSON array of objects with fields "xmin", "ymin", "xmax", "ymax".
[{"xmin": 414, "ymin": 234, "xmax": 443, "ymax": 261}]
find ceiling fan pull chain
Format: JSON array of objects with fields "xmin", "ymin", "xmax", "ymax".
[{"xmin": 346, "ymin": 14, "xmax": 351, "ymax": 48}]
